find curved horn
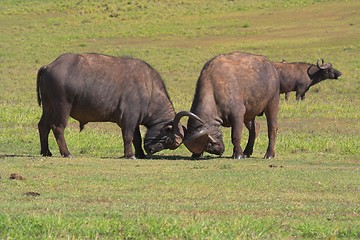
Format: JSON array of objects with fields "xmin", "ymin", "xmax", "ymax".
[
  {"xmin": 316, "ymin": 59, "xmax": 321, "ymax": 68},
  {"xmin": 173, "ymin": 111, "xmax": 204, "ymax": 129},
  {"xmin": 317, "ymin": 59, "xmax": 326, "ymax": 69},
  {"xmin": 170, "ymin": 111, "xmax": 205, "ymax": 148}
]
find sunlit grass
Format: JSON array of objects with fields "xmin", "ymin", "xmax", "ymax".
[
  {"xmin": 1, "ymin": 156, "xmax": 359, "ymax": 238},
  {"xmin": 0, "ymin": 0, "xmax": 359, "ymax": 238}
]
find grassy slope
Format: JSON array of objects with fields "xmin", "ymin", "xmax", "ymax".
[{"xmin": 0, "ymin": 0, "xmax": 359, "ymax": 239}]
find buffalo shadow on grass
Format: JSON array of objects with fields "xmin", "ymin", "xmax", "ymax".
[
  {"xmin": 97, "ymin": 154, "xmax": 222, "ymax": 161},
  {"xmin": 0, "ymin": 154, "xmax": 37, "ymax": 159},
  {"xmin": 145, "ymin": 155, "xmax": 214, "ymax": 161},
  {"xmin": 0, "ymin": 153, "xmax": 210, "ymax": 160},
  {"xmin": 139, "ymin": 155, "xmax": 264, "ymax": 161},
  {"xmin": 0, "ymin": 153, "xmax": 261, "ymax": 161}
]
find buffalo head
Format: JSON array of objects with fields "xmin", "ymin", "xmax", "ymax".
[
  {"xmin": 308, "ymin": 59, "xmax": 342, "ymax": 80},
  {"xmin": 144, "ymin": 111, "xmax": 203, "ymax": 155},
  {"xmin": 183, "ymin": 117, "xmax": 225, "ymax": 157}
]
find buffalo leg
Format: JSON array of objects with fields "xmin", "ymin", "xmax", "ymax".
[
  {"xmin": 52, "ymin": 124, "xmax": 71, "ymax": 157},
  {"xmin": 122, "ymin": 131, "xmax": 134, "ymax": 159},
  {"xmin": 243, "ymin": 119, "xmax": 260, "ymax": 158},
  {"xmin": 38, "ymin": 114, "xmax": 52, "ymax": 157},
  {"xmin": 231, "ymin": 110, "xmax": 245, "ymax": 159},
  {"xmin": 285, "ymin": 93, "xmax": 289, "ymax": 101},
  {"xmin": 301, "ymin": 93, "xmax": 306, "ymax": 100},
  {"xmin": 264, "ymin": 97, "xmax": 279, "ymax": 159},
  {"xmin": 133, "ymin": 126, "xmax": 145, "ymax": 159},
  {"xmin": 296, "ymin": 88, "xmax": 306, "ymax": 101},
  {"xmin": 50, "ymin": 105, "xmax": 72, "ymax": 158},
  {"xmin": 120, "ymin": 122, "xmax": 136, "ymax": 159}
]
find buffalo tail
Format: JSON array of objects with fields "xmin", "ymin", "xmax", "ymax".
[{"xmin": 36, "ymin": 66, "xmax": 46, "ymax": 106}]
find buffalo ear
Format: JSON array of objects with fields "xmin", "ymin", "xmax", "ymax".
[{"xmin": 307, "ymin": 65, "xmax": 319, "ymax": 76}]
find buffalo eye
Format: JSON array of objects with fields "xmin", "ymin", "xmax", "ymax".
[{"xmin": 326, "ymin": 68, "xmax": 333, "ymax": 75}]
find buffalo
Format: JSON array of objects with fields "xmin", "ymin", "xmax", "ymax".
[
  {"xmin": 183, "ymin": 52, "xmax": 280, "ymax": 159},
  {"xmin": 36, "ymin": 53, "xmax": 198, "ymax": 159},
  {"xmin": 273, "ymin": 59, "xmax": 342, "ymax": 101}
]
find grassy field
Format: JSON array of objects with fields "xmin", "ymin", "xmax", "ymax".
[{"xmin": 0, "ymin": 0, "xmax": 359, "ymax": 239}]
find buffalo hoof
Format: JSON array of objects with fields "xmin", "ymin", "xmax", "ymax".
[
  {"xmin": 232, "ymin": 154, "xmax": 246, "ymax": 159},
  {"xmin": 264, "ymin": 148, "xmax": 275, "ymax": 159},
  {"xmin": 243, "ymin": 150, "xmax": 252, "ymax": 158},
  {"xmin": 263, "ymin": 153, "xmax": 275, "ymax": 159},
  {"xmin": 135, "ymin": 153, "xmax": 146, "ymax": 159},
  {"xmin": 243, "ymin": 148, "xmax": 253, "ymax": 157},
  {"xmin": 41, "ymin": 150, "xmax": 52, "ymax": 157},
  {"xmin": 191, "ymin": 153, "xmax": 202, "ymax": 159},
  {"xmin": 62, "ymin": 154, "xmax": 73, "ymax": 158}
]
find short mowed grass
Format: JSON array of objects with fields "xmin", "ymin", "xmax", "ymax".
[{"xmin": 0, "ymin": 0, "xmax": 359, "ymax": 239}]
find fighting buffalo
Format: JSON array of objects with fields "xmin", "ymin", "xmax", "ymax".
[
  {"xmin": 183, "ymin": 52, "xmax": 280, "ymax": 159},
  {"xmin": 36, "ymin": 53, "xmax": 198, "ymax": 159},
  {"xmin": 273, "ymin": 59, "xmax": 342, "ymax": 101}
]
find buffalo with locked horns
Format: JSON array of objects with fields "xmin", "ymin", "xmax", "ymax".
[
  {"xmin": 183, "ymin": 52, "xmax": 280, "ymax": 159},
  {"xmin": 36, "ymin": 53, "xmax": 199, "ymax": 159}
]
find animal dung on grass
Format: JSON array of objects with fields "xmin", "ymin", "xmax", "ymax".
[
  {"xmin": 268, "ymin": 164, "xmax": 284, "ymax": 168},
  {"xmin": 24, "ymin": 192, "xmax": 40, "ymax": 197},
  {"xmin": 9, "ymin": 173, "xmax": 25, "ymax": 180}
]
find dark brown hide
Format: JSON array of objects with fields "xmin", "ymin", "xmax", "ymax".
[
  {"xmin": 273, "ymin": 60, "xmax": 342, "ymax": 101},
  {"xmin": 37, "ymin": 53, "xmax": 191, "ymax": 159},
  {"xmin": 185, "ymin": 52, "xmax": 280, "ymax": 159}
]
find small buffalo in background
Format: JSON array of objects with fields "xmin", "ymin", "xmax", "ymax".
[
  {"xmin": 273, "ymin": 59, "xmax": 342, "ymax": 101},
  {"xmin": 36, "ymin": 53, "xmax": 198, "ymax": 159},
  {"xmin": 183, "ymin": 52, "xmax": 280, "ymax": 159}
]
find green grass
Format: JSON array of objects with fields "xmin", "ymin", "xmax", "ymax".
[
  {"xmin": 0, "ymin": 0, "xmax": 359, "ymax": 238},
  {"xmin": 1, "ymin": 157, "xmax": 359, "ymax": 239}
]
